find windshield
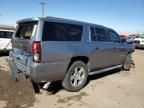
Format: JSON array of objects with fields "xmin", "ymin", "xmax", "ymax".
[{"xmin": 15, "ymin": 21, "xmax": 37, "ymax": 39}]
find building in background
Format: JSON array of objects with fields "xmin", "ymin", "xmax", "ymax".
[
  {"xmin": 119, "ymin": 32, "xmax": 143, "ymax": 36},
  {"xmin": 0, "ymin": 24, "xmax": 15, "ymax": 31}
]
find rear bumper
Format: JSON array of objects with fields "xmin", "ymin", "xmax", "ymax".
[
  {"xmin": 8, "ymin": 51, "xmax": 70, "ymax": 82},
  {"xmin": 7, "ymin": 53, "xmax": 31, "ymax": 81}
]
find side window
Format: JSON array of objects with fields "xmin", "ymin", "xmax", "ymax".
[
  {"xmin": 7, "ymin": 32, "xmax": 14, "ymax": 38},
  {"xmin": 0, "ymin": 31, "xmax": 13, "ymax": 38},
  {"xmin": 42, "ymin": 22, "xmax": 83, "ymax": 41},
  {"xmin": 108, "ymin": 30, "xmax": 120, "ymax": 42},
  {"xmin": 90, "ymin": 27, "xmax": 107, "ymax": 42},
  {"xmin": 0, "ymin": 31, "xmax": 5, "ymax": 38},
  {"xmin": 16, "ymin": 22, "xmax": 37, "ymax": 39}
]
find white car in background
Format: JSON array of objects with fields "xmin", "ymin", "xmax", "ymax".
[
  {"xmin": 134, "ymin": 35, "xmax": 144, "ymax": 48},
  {"xmin": 0, "ymin": 29, "xmax": 14, "ymax": 53}
]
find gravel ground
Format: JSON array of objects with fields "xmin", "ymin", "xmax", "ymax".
[{"xmin": 0, "ymin": 49, "xmax": 144, "ymax": 108}]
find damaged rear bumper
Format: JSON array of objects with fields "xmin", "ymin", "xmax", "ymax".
[{"xmin": 7, "ymin": 52, "xmax": 31, "ymax": 81}]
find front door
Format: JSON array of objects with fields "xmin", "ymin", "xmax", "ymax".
[{"xmin": 107, "ymin": 30, "xmax": 127, "ymax": 65}]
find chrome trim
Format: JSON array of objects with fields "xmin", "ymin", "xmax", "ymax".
[{"xmin": 89, "ymin": 65, "xmax": 122, "ymax": 75}]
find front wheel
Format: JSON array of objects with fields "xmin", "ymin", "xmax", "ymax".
[
  {"xmin": 62, "ymin": 61, "xmax": 88, "ymax": 92},
  {"xmin": 123, "ymin": 53, "xmax": 133, "ymax": 71}
]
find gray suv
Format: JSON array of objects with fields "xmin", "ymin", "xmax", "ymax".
[{"xmin": 8, "ymin": 17, "xmax": 135, "ymax": 92}]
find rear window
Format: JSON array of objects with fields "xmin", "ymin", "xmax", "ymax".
[
  {"xmin": 16, "ymin": 22, "xmax": 37, "ymax": 39},
  {"xmin": 42, "ymin": 21, "xmax": 83, "ymax": 41},
  {"xmin": 0, "ymin": 31, "xmax": 14, "ymax": 38}
]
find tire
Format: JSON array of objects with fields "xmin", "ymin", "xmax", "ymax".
[
  {"xmin": 62, "ymin": 61, "xmax": 88, "ymax": 92},
  {"xmin": 123, "ymin": 53, "xmax": 132, "ymax": 71},
  {"xmin": 31, "ymin": 80, "xmax": 40, "ymax": 93}
]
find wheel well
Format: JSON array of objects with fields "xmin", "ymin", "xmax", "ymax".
[{"xmin": 67, "ymin": 56, "xmax": 89, "ymax": 71}]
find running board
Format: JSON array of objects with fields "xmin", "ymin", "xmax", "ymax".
[{"xmin": 89, "ymin": 65, "xmax": 122, "ymax": 76}]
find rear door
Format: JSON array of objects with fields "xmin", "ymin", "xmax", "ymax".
[
  {"xmin": 89, "ymin": 27, "xmax": 115, "ymax": 71},
  {"xmin": 0, "ymin": 31, "xmax": 13, "ymax": 50}
]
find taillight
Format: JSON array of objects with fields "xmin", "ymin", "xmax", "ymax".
[{"xmin": 32, "ymin": 41, "xmax": 41, "ymax": 62}]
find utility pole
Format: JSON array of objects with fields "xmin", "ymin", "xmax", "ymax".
[{"xmin": 40, "ymin": 0, "xmax": 46, "ymax": 17}]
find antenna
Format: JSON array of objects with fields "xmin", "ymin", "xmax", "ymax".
[{"xmin": 39, "ymin": 0, "xmax": 46, "ymax": 17}]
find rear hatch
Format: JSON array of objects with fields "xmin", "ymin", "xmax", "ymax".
[
  {"xmin": 12, "ymin": 21, "xmax": 38, "ymax": 55},
  {"xmin": 11, "ymin": 21, "xmax": 38, "ymax": 67},
  {"xmin": 8, "ymin": 21, "xmax": 39, "ymax": 79}
]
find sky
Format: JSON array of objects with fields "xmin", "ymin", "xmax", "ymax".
[{"xmin": 0, "ymin": 0, "xmax": 144, "ymax": 33}]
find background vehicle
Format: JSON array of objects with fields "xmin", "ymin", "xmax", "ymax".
[
  {"xmin": 120, "ymin": 35, "xmax": 134, "ymax": 44},
  {"xmin": 133, "ymin": 34, "xmax": 144, "ymax": 48},
  {"xmin": 0, "ymin": 29, "xmax": 14, "ymax": 53},
  {"xmin": 8, "ymin": 17, "xmax": 135, "ymax": 92}
]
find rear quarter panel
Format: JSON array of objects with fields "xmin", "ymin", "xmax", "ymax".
[
  {"xmin": 39, "ymin": 41, "xmax": 91, "ymax": 81},
  {"xmin": 41, "ymin": 41, "xmax": 89, "ymax": 62}
]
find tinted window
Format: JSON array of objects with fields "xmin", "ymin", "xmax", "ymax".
[
  {"xmin": 16, "ymin": 22, "xmax": 37, "ymax": 39},
  {"xmin": 0, "ymin": 31, "xmax": 13, "ymax": 38},
  {"xmin": 42, "ymin": 22, "xmax": 83, "ymax": 41},
  {"xmin": 108, "ymin": 30, "xmax": 120, "ymax": 42},
  {"xmin": 90, "ymin": 27, "xmax": 107, "ymax": 42}
]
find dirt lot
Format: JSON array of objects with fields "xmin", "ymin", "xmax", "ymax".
[{"xmin": 0, "ymin": 49, "xmax": 144, "ymax": 108}]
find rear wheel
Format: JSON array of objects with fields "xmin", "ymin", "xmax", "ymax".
[{"xmin": 62, "ymin": 61, "xmax": 88, "ymax": 92}]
